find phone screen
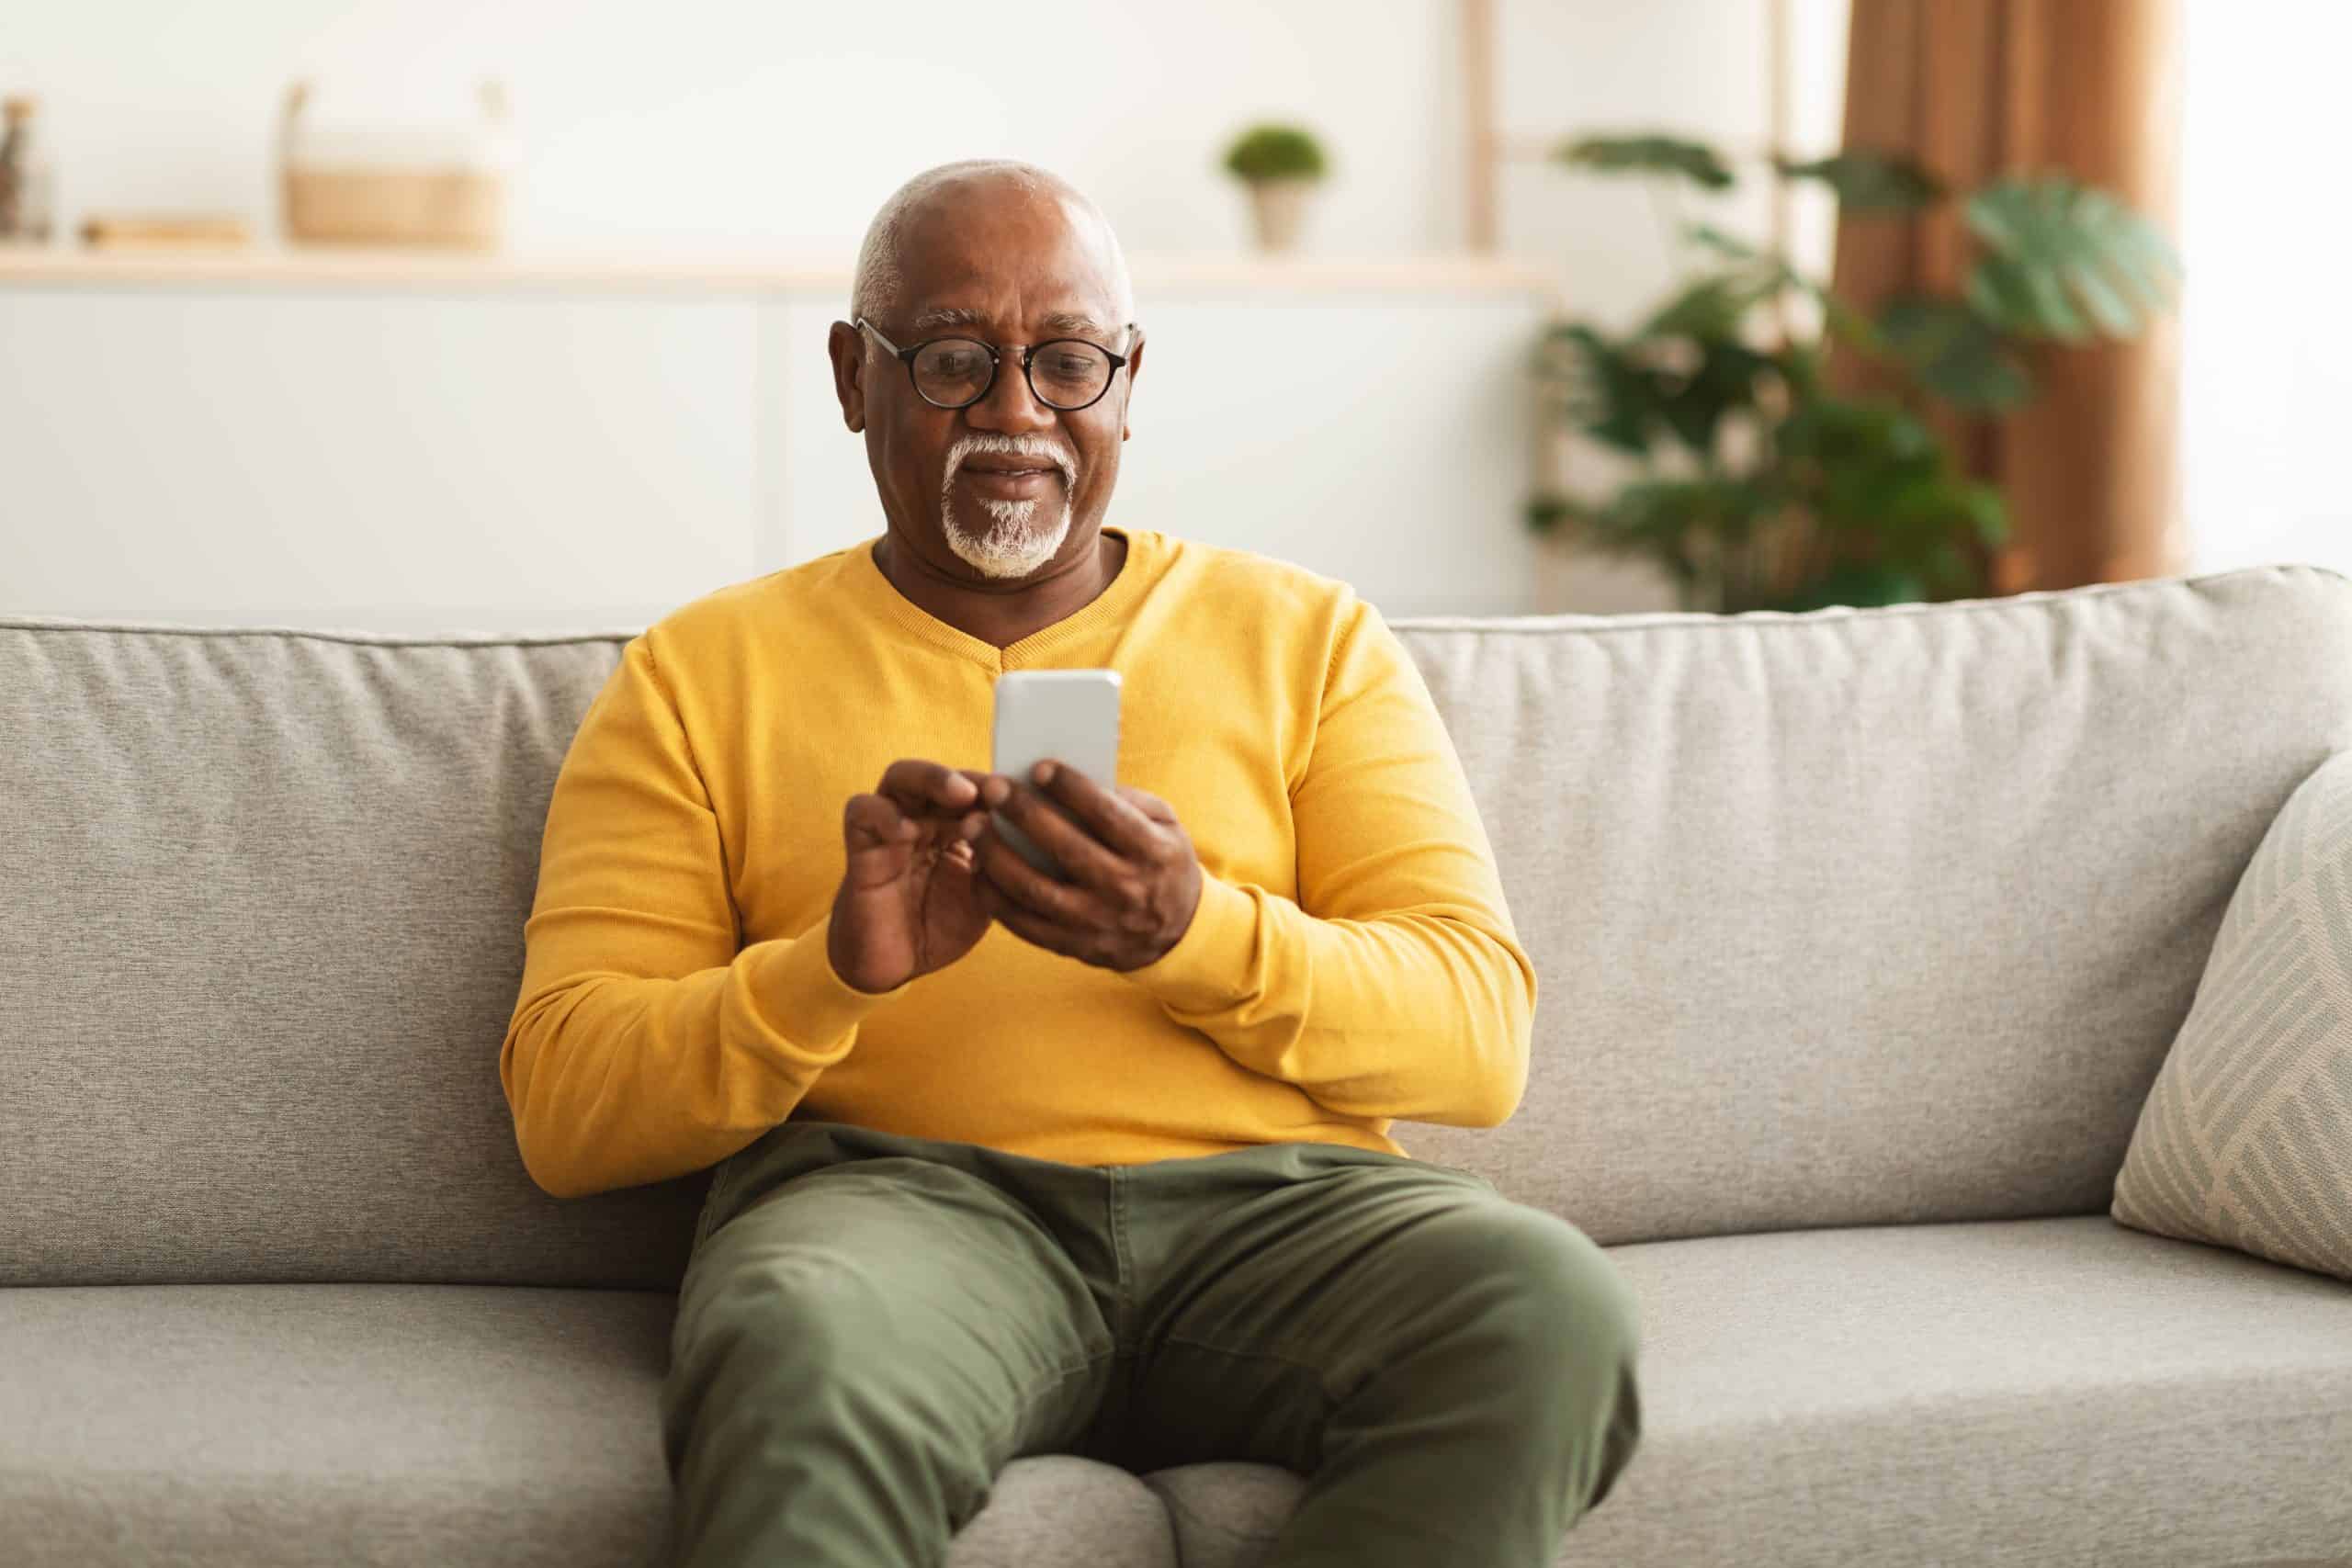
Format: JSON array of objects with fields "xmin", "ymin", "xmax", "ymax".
[{"xmin": 989, "ymin": 669, "xmax": 1121, "ymax": 883}]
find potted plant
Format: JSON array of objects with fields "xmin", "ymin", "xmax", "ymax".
[
  {"xmin": 1223, "ymin": 123, "xmax": 1329, "ymax": 253},
  {"xmin": 1528, "ymin": 135, "xmax": 2179, "ymax": 613}
]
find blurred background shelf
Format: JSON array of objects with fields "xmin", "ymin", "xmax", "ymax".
[
  {"xmin": 0, "ymin": 247, "xmax": 1566, "ymax": 299},
  {"xmin": 0, "ymin": 247, "xmax": 1569, "ymax": 633}
]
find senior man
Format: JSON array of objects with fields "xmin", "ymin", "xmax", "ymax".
[{"xmin": 502, "ymin": 158, "xmax": 1642, "ymax": 1568}]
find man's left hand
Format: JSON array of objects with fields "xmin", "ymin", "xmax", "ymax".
[{"xmin": 971, "ymin": 760, "xmax": 1203, "ymax": 971}]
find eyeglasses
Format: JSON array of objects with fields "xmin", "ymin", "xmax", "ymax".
[{"xmin": 854, "ymin": 317, "xmax": 1133, "ymax": 412}]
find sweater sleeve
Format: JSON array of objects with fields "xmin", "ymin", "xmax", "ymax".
[
  {"xmin": 1123, "ymin": 595, "xmax": 1537, "ymax": 1126},
  {"xmin": 499, "ymin": 632, "xmax": 903, "ymax": 1199}
]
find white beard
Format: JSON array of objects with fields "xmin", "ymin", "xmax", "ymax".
[
  {"xmin": 940, "ymin": 490, "xmax": 1074, "ymax": 579},
  {"xmin": 936, "ymin": 431, "xmax": 1080, "ymax": 579}
]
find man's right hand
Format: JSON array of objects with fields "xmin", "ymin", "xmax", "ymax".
[{"xmin": 829, "ymin": 760, "xmax": 1013, "ymax": 994}]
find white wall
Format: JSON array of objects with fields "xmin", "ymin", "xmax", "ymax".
[
  {"xmin": 1499, "ymin": 0, "xmax": 1849, "ymax": 326},
  {"xmin": 2, "ymin": 0, "xmax": 1463, "ymax": 258},
  {"xmin": 2177, "ymin": 2, "xmax": 2352, "ymax": 579},
  {"xmin": 0, "ymin": 1, "xmax": 1845, "ymax": 283}
]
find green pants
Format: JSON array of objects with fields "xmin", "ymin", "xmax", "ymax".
[{"xmin": 660, "ymin": 1120, "xmax": 1643, "ymax": 1567}]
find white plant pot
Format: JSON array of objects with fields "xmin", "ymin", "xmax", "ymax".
[{"xmin": 1245, "ymin": 178, "xmax": 1317, "ymax": 253}]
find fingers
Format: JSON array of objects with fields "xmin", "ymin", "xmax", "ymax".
[
  {"xmin": 972, "ymin": 820, "xmax": 1102, "ymax": 924},
  {"xmin": 842, "ymin": 789, "xmax": 988, "ymax": 851},
  {"xmin": 983, "ymin": 887, "xmax": 1088, "ymax": 958},
  {"xmin": 842, "ymin": 792, "xmax": 917, "ymax": 849},
  {"xmin": 989, "ymin": 785, "xmax": 1132, "ymax": 892},
  {"xmin": 849, "ymin": 760, "xmax": 1007, "ymax": 853},
  {"xmin": 956, "ymin": 767, "xmax": 1012, "ymax": 808},
  {"xmin": 1014, "ymin": 761, "xmax": 1164, "ymax": 858},
  {"xmin": 875, "ymin": 758, "xmax": 1011, "ymax": 818},
  {"xmin": 964, "ymin": 864, "xmax": 1091, "ymax": 964}
]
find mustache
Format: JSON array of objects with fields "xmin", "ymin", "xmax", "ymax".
[{"xmin": 941, "ymin": 432, "xmax": 1079, "ymax": 493}]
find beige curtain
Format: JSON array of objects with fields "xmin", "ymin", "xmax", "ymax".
[{"xmin": 1831, "ymin": 0, "xmax": 2185, "ymax": 594}]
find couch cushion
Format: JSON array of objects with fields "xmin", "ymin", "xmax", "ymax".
[
  {"xmin": 1390, "ymin": 565, "xmax": 2352, "ymax": 1242},
  {"xmin": 0, "ymin": 1282, "xmax": 1178, "ymax": 1568},
  {"xmin": 0, "ymin": 1284, "xmax": 678, "ymax": 1567},
  {"xmin": 2112, "ymin": 748, "xmax": 2352, "ymax": 1283},
  {"xmin": 0, "ymin": 617, "xmax": 696, "ymax": 1289},
  {"xmin": 1140, "ymin": 1216, "xmax": 2352, "ymax": 1568},
  {"xmin": 1140, "ymin": 1462, "xmax": 1301, "ymax": 1568},
  {"xmin": 952, "ymin": 1458, "xmax": 1179, "ymax": 1568}
]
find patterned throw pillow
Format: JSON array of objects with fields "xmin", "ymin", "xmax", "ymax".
[{"xmin": 2111, "ymin": 751, "xmax": 2352, "ymax": 1284}]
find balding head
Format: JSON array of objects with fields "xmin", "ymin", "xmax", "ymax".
[{"xmin": 850, "ymin": 159, "xmax": 1134, "ymax": 328}]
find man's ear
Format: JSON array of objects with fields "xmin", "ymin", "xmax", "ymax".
[
  {"xmin": 1120, "ymin": 327, "xmax": 1145, "ymax": 442},
  {"xmin": 827, "ymin": 321, "xmax": 866, "ymax": 434}
]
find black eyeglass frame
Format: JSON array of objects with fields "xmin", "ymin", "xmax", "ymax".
[{"xmin": 854, "ymin": 316, "xmax": 1136, "ymax": 412}]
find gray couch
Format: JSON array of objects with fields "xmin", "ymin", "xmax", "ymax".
[{"xmin": 6, "ymin": 562, "xmax": 2350, "ymax": 1568}]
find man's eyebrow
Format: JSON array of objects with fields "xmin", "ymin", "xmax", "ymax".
[
  {"xmin": 904, "ymin": 304, "xmax": 1121, "ymax": 341},
  {"xmin": 1040, "ymin": 310, "xmax": 1116, "ymax": 339},
  {"xmin": 908, "ymin": 304, "xmax": 988, "ymax": 333}
]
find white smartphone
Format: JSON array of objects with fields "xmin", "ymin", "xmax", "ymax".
[{"xmin": 990, "ymin": 669, "xmax": 1122, "ymax": 883}]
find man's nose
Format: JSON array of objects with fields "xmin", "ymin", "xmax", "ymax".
[{"xmin": 964, "ymin": 355, "xmax": 1059, "ymax": 434}]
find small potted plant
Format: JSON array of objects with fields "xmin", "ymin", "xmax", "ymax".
[{"xmin": 1222, "ymin": 123, "xmax": 1329, "ymax": 253}]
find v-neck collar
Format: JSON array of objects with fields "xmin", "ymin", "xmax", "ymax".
[{"xmin": 854, "ymin": 525, "xmax": 1155, "ymax": 671}]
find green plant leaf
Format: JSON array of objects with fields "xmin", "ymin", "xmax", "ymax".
[
  {"xmin": 1639, "ymin": 273, "xmax": 1752, "ymax": 338},
  {"xmin": 1962, "ymin": 175, "xmax": 2180, "ymax": 342},
  {"xmin": 1639, "ymin": 254, "xmax": 1809, "ymax": 339},
  {"xmin": 1533, "ymin": 323, "xmax": 1665, "ymax": 455},
  {"xmin": 1524, "ymin": 493, "xmax": 1573, "ymax": 534},
  {"xmin": 1683, "ymin": 223, "xmax": 1758, "ymax": 261},
  {"xmin": 1597, "ymin": 479, "xmax": 1781, "ymax": 560},
  {"xmin": 1685, "ymin": 227, "xmax": 1877, "ymax": 349},
  {"xmin": 1963, "ymin": 257, "xmax": 2074, "ymax": 339},
  {"xmin": 1814, "ymin": 289, "xmax": 1887, "ymax": 355},
  {"xmin": 1773, "ymin": 340, "xmax": 1827, "ymax": 397},
  {"xmin": 1657, "ymin": 339, "xmax": 1779, "ymax": 456},
  {"xmin": 1877, "ymin": 296, "xmax": 2034, "ymax": 410},
  {"xmin": 1777, "ymin": 560, "xmax": 1929, "ymax": 610},
  {"xmin": 1771, "ymin": 151, "xmax": 1944, "ymax": 212},
  {"xmin": 1776, "ymin": 395, "xmax": 1940, "ymax": 473},
  {"xmin": 1556, "ymin": 134, "xmax": 1736, "ymax": 191},
  {"xmin": 1958, "ymin": 482, "xmax": 2008, "ymax": 547},
  {"xmin": 1925, "ymin": 540, "xmax": 1970, "ymax": 592},
  {"xmin": 1776, "ymin": 394, "xmax": 1954, "ymax": 539},
  {"xmin": 1223, "ymin": 124, "xmax": 1329, "ymax": 181},
  {"xmin": 1878, "ymin": 474, "xmax": 2003, "ymax": 537}
]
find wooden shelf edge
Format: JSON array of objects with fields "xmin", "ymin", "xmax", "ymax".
[{"xmin": 0, "ymin": 244, "xmax": 1564, "ymax": 301}]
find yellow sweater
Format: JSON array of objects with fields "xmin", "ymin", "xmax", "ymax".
[{"xmin": 501, "ymin": 525, "xmax": 1535, "ymax": 1199}]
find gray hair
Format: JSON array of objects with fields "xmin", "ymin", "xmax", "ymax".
[{"xmin": 849, "ymin": 158, "xmax": 1135, "ymax": 330}]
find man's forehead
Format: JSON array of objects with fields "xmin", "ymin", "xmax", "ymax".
[{"xmin": 888, "ymin": 190, "xmax": 1128, "ymax": 338}]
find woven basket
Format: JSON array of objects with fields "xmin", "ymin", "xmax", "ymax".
[
  {"xmin": 277, "ymin": 80, "xmax": 509, "ymax": 250},
  {"xmin": 280, "ymin": 168, "xmax": 502, "ymax": 249}
]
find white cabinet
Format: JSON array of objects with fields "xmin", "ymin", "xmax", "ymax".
[
  {"xmin": 0, "ymin": 253, "xmax": 1561, "ymax": 632},
  {"xmin": 4, "ymin": 285, "xmax": 763, "ymax": 633}
]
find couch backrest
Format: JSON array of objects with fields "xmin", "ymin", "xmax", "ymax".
[
  {"xmin": 0, "ymin": 619, "xmax": 695, "ymax": 1290},
  {"xmin": 6, "ymin": 564, "xmax": 2349, "ymax": 1289},
  {"xmin": 1392, "ymin": 563, "xmax": 2352, "ymax": 1243}
]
